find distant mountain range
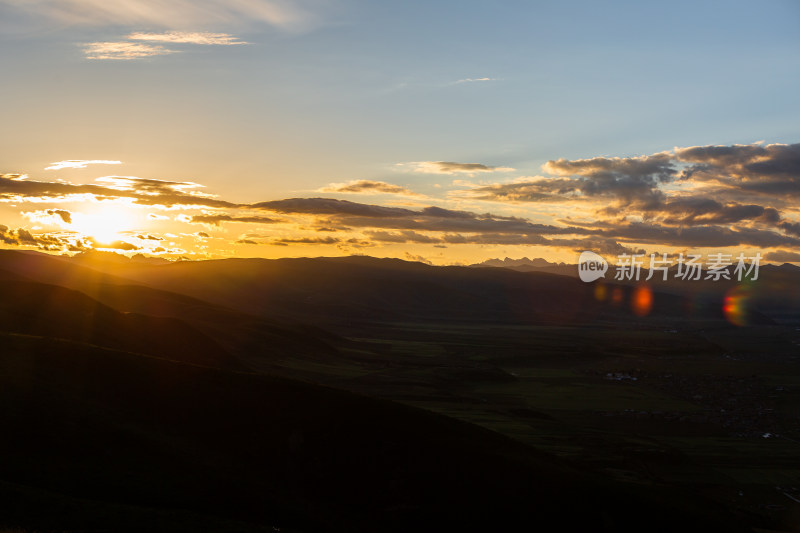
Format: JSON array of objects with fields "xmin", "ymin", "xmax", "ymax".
[
  {"xmin": 0, "ymin": 250, "xmax": 726, "ymax": 328},
  {"xmin": 3, "ymin": 250, "xmax": 798, "ymax": 328},
  {"xmin": 473, "ymin": 255, "xmax": 800, "ymax": 276},
  {"xmin": 472, "ymin": 256, "xmax": 567, "ymax": 269}
]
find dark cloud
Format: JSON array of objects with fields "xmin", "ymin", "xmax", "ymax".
[
  {"xmin": 311, "ymin": 225, "xmax": 348, "ymax": 232},
  {"xmin": 456, "ymin": 143, "xmax": 800, "ymax": 254},
  {"xmin": 778, "ymin": 221, "xmax": 800, "ymax": 237},
  {"xmin": 337, "ymin": 214, "xmax": 579, "ymax": 235},
  {"xmin": 251, "ymin": 197, "xmax": 415, "ymax": 218},
  {"xmin": 189, "ymin": 213, "xmax": 284, "ymax": 226},
  {"xmin": 466, "ymin": 153, "xmax": 675, "ymax": 206},
  {"xmin": 0, "ymin": 224, "xmax": 85, "ymax": 251},
  {"xmin": 639, "ymin": 198, "xmax": 782, "ymax": 225},
  {"xmin": 543, "ymin": 152, "xmax": 675, "ymax": 202},
  {"xmin": 362, "ymin": 230, "xmax": 548, "ymax": 246},
  {"xmin": 675, "ymin": 144, "xmax": 770, "ymax": 168},
  {"xmin": 237, "ymin": 236, "xmax": 342, "ymax": 246},
  {"xmin": 46, "ymin": 209, "xmax": 72, "ymax": 224},
  {"xmin": 340, "ymin": 238, "xmax": 375, "ymax": 249},
  {"xmin": 592, "ymin": 221, "xmax": 800, "ymax": 249},
  {"xmin": 675, "ymin": 143, "xmax": 800, "ymax": 195},
  {"xmin": 250, "ymin": 195, "xmax": 800, "ymax": 250},
  {"xmin": 274, "ymin": 236, "xmax": 340, "ymax": 245},
  {"xmin": 365, "ymin": 230, "xmax": 442, "ymax": 244},
  {"xmin": 134, "ymin": 234, "xmax": 163, "ymax": 241},
  {"xmin": 544, "ymin": 152, "xmax": 676, "ymax": 181},
  {"xmin": 258, "ymin": 198, "xmax": 578, "ymax": 235},
  {"xmin": 465, "ymin": 177, "xmax": 582, "ymax": 202},
  {"xmin": 439, "ymin": 233, "xmax": 551, "ymax": 245},
  {"xmin": 675, "ymin": 143, "xmax": 800, "ymax": 182},
  {"xmin": 470, "ymin": 143, "xmax": 800, "ymax": 209},
  {"xmin": 547, "ymin": 237, "xmax": 645, "ymax": 256},
  {"xmin": 764, "ymin": 250, "xmax": 800, "ymax": 263}
]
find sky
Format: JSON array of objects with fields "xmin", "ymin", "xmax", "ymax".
[{"xmin": 1, "ymin": 0, "xmax": 799, "ymax": 265}]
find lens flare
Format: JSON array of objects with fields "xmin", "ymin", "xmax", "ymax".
[
  {"xmin": 594, "ymin": 282, "xmax": 607, "ymax": 301},
  {"xmin": 723, "ymin": 285, "xmax": 751, "ymax": 326},
  {"xmin": 631, "ymin": 284, "xmax": 653, "ymax": 317},
  {"xmin": 611, "ymin": 286, "xmax": 624, "ymax": 306}
]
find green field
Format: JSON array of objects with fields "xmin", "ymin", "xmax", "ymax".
[{"xmin": 264, "ymin": 319, "xmax": 800, "ymax": 531}]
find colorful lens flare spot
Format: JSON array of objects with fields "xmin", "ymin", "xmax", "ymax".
[
  {"xmin": 631, "ymin": 284, "xmax": 653, "ymax": 317},
  {"xmin": 594, "ymin": 282, "xmax": 607, "ymax": 301},
  {"xmin": 723, "ymin": 285, "xmax": 751, "ymax": 326},
  {"xmin": 611, "ymin": 286, "xmax": 624, "ymax": 306}
]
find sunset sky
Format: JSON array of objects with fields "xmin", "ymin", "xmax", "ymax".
[{"xmin": 2, "ymin": 0, "xmax": 799, "ymax": 264}]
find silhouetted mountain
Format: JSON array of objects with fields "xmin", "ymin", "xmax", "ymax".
[
  {"xmin": 0, "ymin": 250, "xmax": 346, "ymax": 367},
  {"xmin": 72, "ymin": 250, "xmax": 172, "ymax": 265},
  {"xmin": 0, "ymin": 249, "xmax": 139, "ymax": 289},
  {"xmin": 472, "ymin": 256, "xmax": 565, "ymax": 269},
  {"xmin": 471, "ymin": 256, "xmax": 578, "ymax": 276},
  {"xmin": 4, "ymin": 250, "xmax": 789, "ymax": 331},
  {"xmin": 0, "ymin": 279, "xmax": 240, "ymax": 369},
  {"xmin": 37, "ymin": 253, "xmax": 721, "ymax": 326}
]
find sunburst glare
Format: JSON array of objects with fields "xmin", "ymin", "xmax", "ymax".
[{"xmin": 72, "ymin": 206, "xmax": 137, "ymax": 244}]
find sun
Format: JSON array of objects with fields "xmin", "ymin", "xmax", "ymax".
[{"xmin": 72, "ymin": 206, "xmax": 136, "ymax": 244}]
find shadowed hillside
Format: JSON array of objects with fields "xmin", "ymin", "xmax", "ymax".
[
  {"xmin": 0, "ymin": 250, "xmax": 796, "ymax": 531},
  {"xmin": 0, "ymin": 332, "xmax": 749, "ymax": 532},
  {"xmin": 0, "ymin": 278, "xmax": 239, "ymax": 369}
]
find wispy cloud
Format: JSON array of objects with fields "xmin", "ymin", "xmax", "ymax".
[
  {"xmin": 83, "ymin": 31, "xmax": 248, "ymax": 60},
  {"xmin": 319, "ymin": 180, "xmax": 421, "ymax": 196},
  {"xmin": 127, "ymin": 31, "xmax": 246, "ymax": 45},
  {"xmin": 455, "ymin": 77, "xmax": 498, "ymax": 83},
  {"xmin": 1, "ymin": 0, "xmax": 317, "ymax": 31},
  {"xmin": 398, "ymin": 161, "xmax": 515, "ymax": 175},
  {"xmin": 95, "ymin": 176, "xmax": 207, "ymax": 194},
  {"xmin": 23, "ymin": 209, "xmax": 73, "ymax": 225},
  {"xmin": 0, "ymin": 174, "xmax": 237, "ymax": 209},
  {"xmin": 46, "ymin": 160, "xmax": 122, "ymax": 170},
  {"xmin": 83, "ymin": 41, "xmax": 176, "ymax": 60}
]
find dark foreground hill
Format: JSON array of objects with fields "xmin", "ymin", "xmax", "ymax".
[
  {"xmin": 0, "ymin": 332, "xmax": 748, "ymax": 532},
  {"xmin": 0, "ymin": 277, "xmax": 240, "ymax": 369}
]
